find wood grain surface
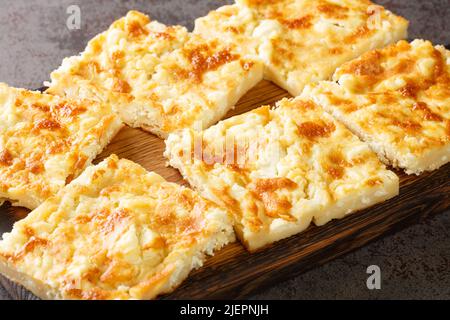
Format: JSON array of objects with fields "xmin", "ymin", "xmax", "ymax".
[{"xmin": 0, "ymin": 80, "xmax": 449, "ymax": 300}]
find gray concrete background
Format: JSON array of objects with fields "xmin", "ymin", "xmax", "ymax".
[{"xmin": 0, "ymin": 0, "xmax": 448, "ymax": 300}]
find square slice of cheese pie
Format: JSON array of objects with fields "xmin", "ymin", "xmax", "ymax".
[
  {"xmin": 46, "ymin": 10, "xmax": 263, "ymax": 138},
  {"xmin": 46, "ymin": 11, "xmax": 189, "ymax": 111},
  {"xmin": 165, "ymin": 97, "xmax": 399, "ymax": 251},
  {"xmin": 235, "ymin": 0, "xmax": 409, "ymax": 96},
  {"xmin": 0, "ymin": 83, "xmax": 122, "ymax": 210},
  {"xmin": 303, "ymin": 40, "xmax": 450, "ymax": 175},
  {"xmin": 0, "ymin": 155, "xmax": 235, "ymax": 300}
]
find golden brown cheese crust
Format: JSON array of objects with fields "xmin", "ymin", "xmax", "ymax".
[
  {"xmin": 194, "ymin": 4, "xmax": 261, "ymax": 56},
  {"xmin": 211, "ymin": 0, "xmax": 409, "ymax": 96},
  {"xmin": 0, "ymin": 83, "xmax": 122, "ymax": 209},
  {"xmin": 48, "ymin": 11, "xmax": 189, "ymax": 98},
  {"xmin": 165, "ymin": 97, "xmax": 399, "ymax": 251},
  {"xmin": 46, "ymin": 10, "xmax": 263, "ymax": 138},
  {"xmin": 334, "ymin": 40, "xmax": 450, "ymax": 97},
  {"xmin": 0, "ymin": 155, "xmax": 234, "ymax": 300},
  {"xmin": 304, "ymin": 40, "xmax": 450, "ymax": 174},
  {"xmin": 136, "ymin": 34, "xmax": 262, "ymax": 137},
  {"xmin": 173, "ymin": 42, "xmax": 240, "ymax": 83}
]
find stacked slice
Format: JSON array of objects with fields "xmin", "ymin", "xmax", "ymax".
[
  {"xmin": 165, "ymin": 97, "xmax": 399, "ymax": 251},
  {"xmin": 303, "ymin": 40, "xmax": 450, "ymax": 174},
  {"xmin": 0, "ymin": 155, "xmax": 234, "ymax": 299},
  {"xmin": 0, "ymin": 83, "xmax": 122, "ymax": 209},
  {"xmin": 46, "ymin": 11, "xmax": 263, "ymax": 138}
]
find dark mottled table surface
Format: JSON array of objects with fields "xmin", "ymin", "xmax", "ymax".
[{"xmin": 0, "ymin": 0, "xmax": 448, "ymax": 300}]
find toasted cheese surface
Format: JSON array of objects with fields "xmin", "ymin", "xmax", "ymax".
[
  {"xmin": 165, "ymin": 97, "xmax": 399, "ymax": 251},
  {"xmin": 194, "ymin": 4, "xmax": 260, "ymax": 55},
  {"xmin": 246, "ymin": 0, "xmax": 408, "ymax": 96},
  {"xmin": 46, "ymin": 10, "xmax": 263, "ymax": 138},
  {"xmin": 0, "ymin": 155, "xmax": 234, "ymax": 300},
  {"xmin": 0, "ymin": 83, "xmax": 122, "ymax": 210},
  {"xmin": 303, "ymin": 40, "xmax": 450, "ymax": 174},
  {"xmin": 47, "ymin": 11, "xmax": 189, "ymax": 101},
  {"xmin": 128, "ymin": 34, "xmax": 263, "ymax": 137}
]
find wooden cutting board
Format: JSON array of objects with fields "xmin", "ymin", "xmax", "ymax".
[{"xmin": 0, "ymin": 80, "xmax": 449, "ymax": 300}]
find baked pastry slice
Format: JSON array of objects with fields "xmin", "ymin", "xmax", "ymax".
[
  {"xmin": 46, "ymin": 11, "xmax": 189, "ymax": 109},
  {"xmin": 124, "ymin": 33, "xmax": 263, "ymax": 138},
  {"xmin": 0, "ymin": 83, "xmax": 122, "ymax": 209},
  {"xmin": 234, "ymin": 0, "xmax": 408, "ymax": 96},
  {"xmin": 0, "ymin": 155, "xmax": 234, "ymax": 300},
  {"xmin": 165, "ymin": 97, "xmax": 399, "ymax": 251},
  {"xmin": 46, "ymin": 10, "xmax": 263, "ymax": 138},
  {"xmin": 303, "ymin": 40, "xmax": 450, "ymax": 175}
]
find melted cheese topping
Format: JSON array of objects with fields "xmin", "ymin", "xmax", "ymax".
[
  {"xmin": 194, "ymin": 4, "xmax": 260, "ymax": 55},
  {"xmin": 0, "ymin": 155, "xmax": 234, "ymax": 300},
  {"xmin": 132, "ymin": 34, "xmax": 263, "ymax": 136},
  {"xmin": 200, "ymin": 0, "xmax": 408, "ymax": 96},
  {"xmin": 47, "ymin": 11, "xmax": 189, "ymax": 100},
  {"xmin": 303, "ymin": 40, "xmax": 450, "ymax": 174},
  {"xmin": 165, "ymin": 97, "xmax": 398, "ymax": 251},
  {"xmin": 0, "ymin": 83, "xmax": 122, "ymax": 209},
  {"xmin": 46, "ymin": 10, "xmax": 263, "ymax": 138}
]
